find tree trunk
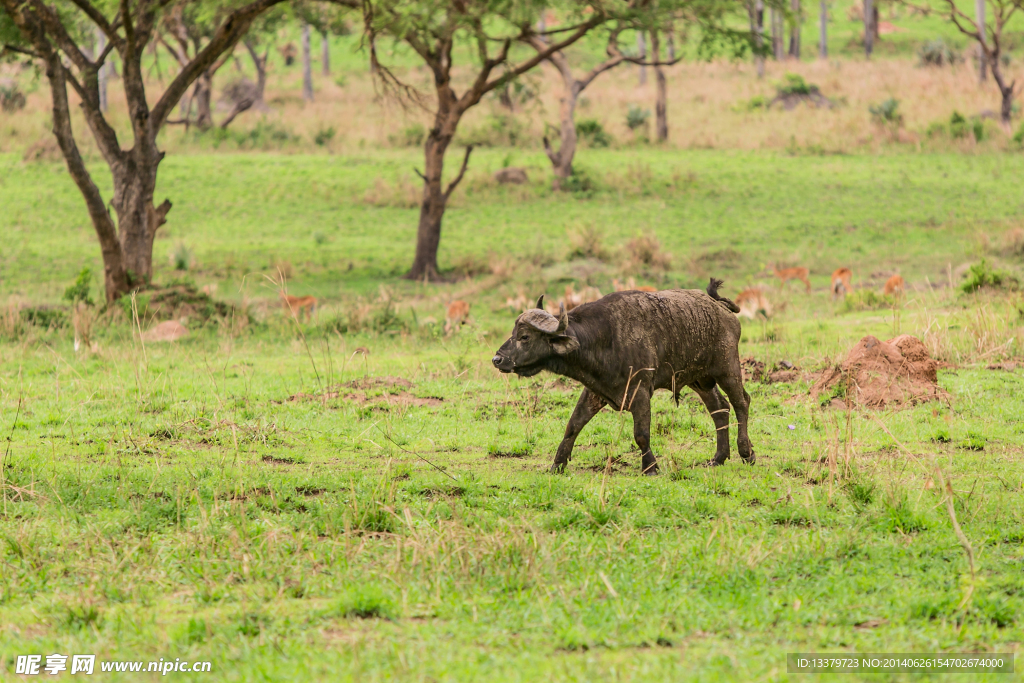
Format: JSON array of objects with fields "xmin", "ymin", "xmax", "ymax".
[
  {"xmin": 637, "ymin": 32, "xmax": 647, "ymax": 85},
  {"xmin": 244, "ymin": 40, "xmax": 269, "ymax": 108},
  {"xmin": 819, "ymin": 0, "xmax": 828, "ymax": 58},
  {"xmin": 789, "ymin": 0, "xmax": 801, "ymax": 58},
  {"xmin": 96, "ymin": 27, "xmax": 109, "ymax": 113},
  {"xmin": 990, "ymin": 59, "xmax": 1014, "ymax": 130},
  {"xmin": 771, "ymin": 7, "xmax": 785, "ymax": 60},
  {"xmin": 193, "ymin": 71, "xmax": 213, "ymax": 130},
  {"xmin": 407, "ymin": 104, "xmax": 464, "ymax": 281},
  {"xmin": 321, "ymin": 31, "xmax": 330, "ymax": 76},
  {"xmin": 651, "ymin": 32, "xmax": 668, "ymax": 142},
  {"xmin": 112, "ymin": 171, "xmax": 170, "ymax": 285},
  {"xmin": 754, "ymin": 0, "xmax": 766, "ymax": 77},
  {"xmin": 544, "ymin": 53, "xmax": 579, "ymax": 189},
  {"xmin": 863, "ymin": 0, "xmax": 874, "ymax": 57},
  {"xmin": 302, "ymin": 24, "xmax": 314, "ymax": 102},
  {"xmin": 976, "ymin": 0, "xmax": 987, "ymax": 82}
]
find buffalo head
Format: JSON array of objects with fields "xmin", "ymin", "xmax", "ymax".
[{"xmin": 492, "ymin": 296, "xmax": 581, "ymax": 376}]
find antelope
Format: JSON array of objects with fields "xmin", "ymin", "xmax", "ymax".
[
  {"xmin": 773, "ymin": 265, "xmax": 811, "ymax": 293},
  {"xmin": 281, "ymin": 294, "xmax": 317, "ymax": 322},
  {"xmin": 564, "ymin": 284, "xmax": 603, "ymax": 311},
  {"xmin": 831, "ymin": 268, "xmax": 853, "ymax": 300},
  {"xmin": 735, "ymin": 286, "xmax": 773, "ymax": 320},
  {"xmin": 613, "ymin": 277, "xmax": 657, "ymax": 293},
  {"xmin": 444, "ymin": 300, "xmax": 471, "ymax": 334},
  {"xmin": 883, "ymin": 274, "xmax": 905, "ymax": 296}
]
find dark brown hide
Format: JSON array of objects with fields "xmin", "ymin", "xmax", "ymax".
[{"xmin": 493, "ymin": 279, "xmax": 753, "ymax": 474}]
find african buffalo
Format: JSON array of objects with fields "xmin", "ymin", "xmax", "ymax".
[{"xmin": 491, "ymin": 279, "xmax": 754, "ymax": 474}]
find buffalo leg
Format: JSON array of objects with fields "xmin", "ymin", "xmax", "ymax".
[
  {"xmin": 691, "ymin": 383, "xmax": 732, "ymax": 465},
  {"xmin": 551, "ymin": 388, "xmax": 605, "ymax": 473},
  {"xmin": 718, "ymin": 373, "xmax": 755, "ymax": 464},
  {"xmin": 627, "ymin": 387, "xmax": 659, "ymax": 475}
]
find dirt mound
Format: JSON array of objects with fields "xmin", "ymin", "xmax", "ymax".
[
  {"xmin": 142, "ymin": 320, "xmax": 189, "ymax": 342},
  {"xmin": 143, "ymin": 284, "xmax": 233, "ymax": 323},
  {"xmin": 811, "ymin": 334, "xmax": 948, "ymax": 408}
]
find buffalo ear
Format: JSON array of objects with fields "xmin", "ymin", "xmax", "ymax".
[
  {"xmin": 550, "ymin": 334, "xmax": 580, "ymax": 356},
  {"xmin": 535, "ymin": 294, "xmax": 545, "ymax": 310}
]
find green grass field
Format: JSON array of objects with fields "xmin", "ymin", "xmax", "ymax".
[{"xmin": 1, "ymin": 147, "xmax": 1023, "ymax": 681}]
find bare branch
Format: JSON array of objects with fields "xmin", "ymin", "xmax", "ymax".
[
  {"xmin": 66, "ymin": 0, "xmax": 120, "ymax": 47},
  {"xmin": 151, "ymin": 0, "xmax": 288, "ymax": 134},
  {"xmin": 444, "ymin": 145, "xmax": 474, "ymax": 199},
  {"xmin": 2, "ymin": 44, "xmax": 42, "ymax": 59}
]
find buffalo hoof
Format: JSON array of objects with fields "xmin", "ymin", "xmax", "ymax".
[
  {"xmin": 642, "ymin": 465, "xmax": 659, "ymax": 476},
  {"xmin": 549, "ymin": 462, "xmax": 568, "ymax": 474},
  {"xmin": 706, "ymin": 457, "xmax": 728, "ymax": 467},
  {"xmin": 741, "ymin": 453, "xmax": 756, "ymax": 465}
]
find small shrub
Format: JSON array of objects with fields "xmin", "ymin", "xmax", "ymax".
[
  {"xmin": 576, "ymin": 119, "xmax": 611, "ymax": 148},
  {"xmin": 839, "ymin": 289, "xmax": 895, "ymax": 312},
  {"xmin": 461, "ymin": 114, "xmax": 524, "ymax": 147},
  {"xmin": 561, "ymin": 169, "xmax": 597, "ymax": 198},
  {"xmin": 949, "ymin": 111, "xmax": 969, "ymax": 139},
  {"xmin": 0, "ymin": 83, "xmax": 26, "ymax": 112},
  {"xmin": 918, "ymin": 39, "xmax": 960, "ymax": 67},
  {"xmin": 335, "ymin": 585, "xmax": 395, "ymax": 619},
  {"xmin": 626, "ymin": 104, "xmax": 651, "ymax": 131},
  {"xmin": 20, "ymin": 307, "xmax": 67, "ymax": 330},
  {"xmin": 1013, "ymin": 121, "xmax": 1024, "ymax": 147},
  {"xmin": 958, "ymin": 431, "xmax": 986, "ymax": 451},
  {"xmin": 845, "ymin": 481, "xmax": 875, "ymax": 510},
  {"xmin": 171, "ymin": 243, "xmax": 193, "ymax": 271},
  {"xmin": 63, "ymin": 267, "xmax": 94, "ymax": 306},
  {"xmin": 390, "ymin": 123, "xmax": 425, "ymax": 148},
  {"xmin": 567, "ymin": 223, "xmax": 611, "ymax": 261},
  {"xmin": 776, "ymin": 73, "xmax": 819, "ymax": 97},
  {"xmin": 960, "ymin": 259, "xmax": 1018, "ymax": 293},
  {"xmin": 742, "ymin": 94, "xmax": 770, "ymax": 111},
  {"xmin": 972, "ymin": 118, "xmax": 984, "ymax": 142},
  {"xmin": 313, "ymin": 126, "xmax": 336, "ymax": 146},
  {"xmin": 1004, "ymin": 228, "xmax": 1024, "ymax": 257},
  {"xmin": 926, "ymin": 120, "xmax": 947, "ymax": 138},
  {"xmin": 975, "ymin": 593, "xmax": 1017, "ymax": 628},
  {"xmin": 880, "ymin": 494, "xmax": 927, "ymax": 534},
  {"xmin": 625, "ymin": 232, "xmax": 671, "ymax": 271},
  {"xmin": 869, "ymin": 98, "xmax": 903, "ymax": 127}
]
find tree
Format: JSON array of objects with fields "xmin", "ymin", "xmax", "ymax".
[
  {"xmin": 746, "ymin": 0, "xmax": 765, "ymax": 76},
  {"xmin": 301, "ymin": 20, "xmax": 312, "ymax": 100},
  {"xmin": 863, "ymin": 0, "xmax": 873, "ymax": 57},
  {"xmin": 902, "ymin": 0, "xmax": 1019, "ymax": 128},
  {"xmin": 160, "ymin": 2, "xmax": 249, "ymax": 130},
  {"xmin": 366, "ymin": 0, "xmax": 607, "ymax": 281},
  {"xmin": 787, "ymin": 0, "xmax": 799, "ymax": 57},
  {"xmin": 526, "ymin": 22, "xmax": 678, "ymax": 188},
  {"xmin": 0, "ymin": 0, "xmax": 317, "ymax": 301},
  {"xmin": 818, "ymin": 0, "xmax": 826, "ymax": 58}
]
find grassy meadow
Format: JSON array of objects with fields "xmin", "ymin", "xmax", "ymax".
[
  {"xmin": 2, "ymin": 144, "xmax": 1024, "ymax": 681},
  {"xmin": 2, "ymin": 0, "xmax": 1024, "ymax": 677}
]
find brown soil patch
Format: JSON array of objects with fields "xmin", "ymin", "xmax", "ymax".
[
  {"xmin": 288, "ymin": 376, "xmax": 441, "ymax": 407},
  {"xmin": 741, "ymin": 357, "xmax": 765, "ymax": 383},
  {"xmin": 811, "ymin": 334, "xmax": 948, "ymax": 408},
  {"xmin": 345, "ymin": 376, "xmax": 413, "ymax": 390}
]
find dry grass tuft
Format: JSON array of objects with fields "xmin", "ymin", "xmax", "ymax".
[
  {"xmin": 624, "ymin": 232, "xmax": 671, "ymax": 272},
  {"xmin": 567, "ymin": 223, "xmax": 612, "ymax": 262},
  {"xmin": 362, "ymin": 177, "xmax": 421, "ymax": 209}
]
